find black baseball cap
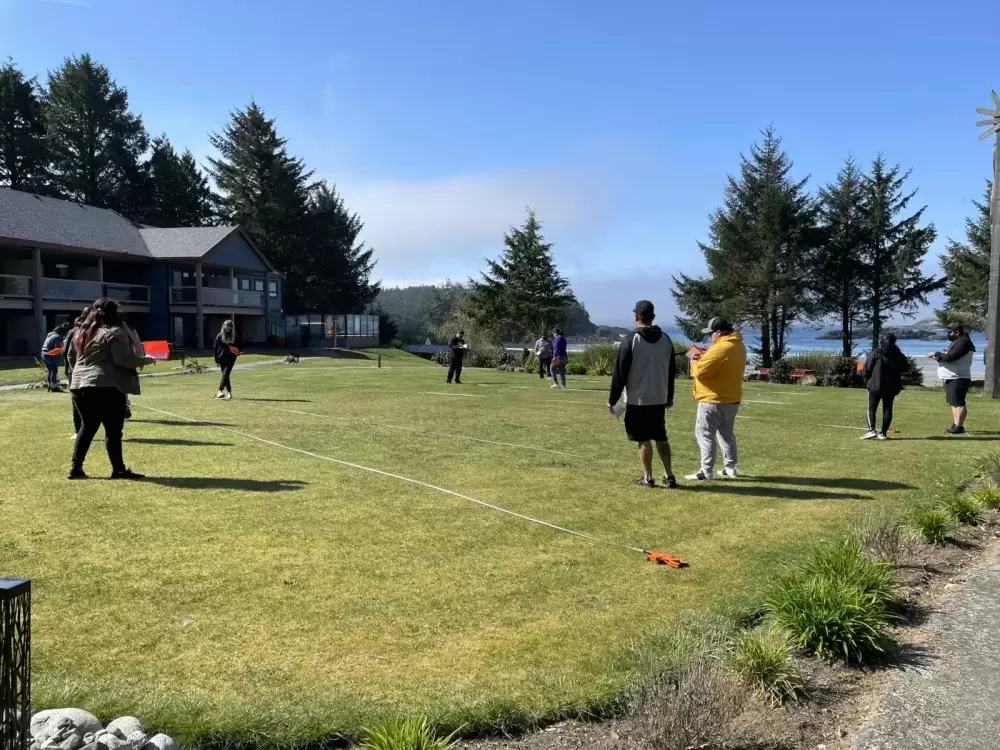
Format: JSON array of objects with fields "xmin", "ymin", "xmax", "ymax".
[
  {"xmin": 633, "ymin": 300, "xmax": 655, "ymax": 319},
  {"xmin": 702, "ymin": 316, "xmax": 732, "ymax": 334},
  {"xmin": 946, "ymin": 322, "xmax": 965, "ymax": 332}
]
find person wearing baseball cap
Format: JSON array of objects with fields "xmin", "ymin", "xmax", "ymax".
[
  {"xmin": 608, "ymin": 300, "xmax": 677, "ymax": 488},
  {"xmin": 927, "ymin": 322, "xmax": 976, "ymax": 434},
  {"xmin": 685, "ymin": 316, "xmax": 746, "ymax": 481}
]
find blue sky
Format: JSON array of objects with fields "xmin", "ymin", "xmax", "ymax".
[{"xmin": 1, "ymin": 0, "xmax": 996, "ymax": 327}]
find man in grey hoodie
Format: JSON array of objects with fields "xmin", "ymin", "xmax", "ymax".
[
  {"xmin": 928, "ymin": 322, "xmax": 976, "ymax": 434},
  {"xmin": 608, "ymin": 300, "xmax": 677, "ymax": 488}
]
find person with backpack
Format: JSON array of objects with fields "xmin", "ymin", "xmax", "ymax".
[{"xmin": 861, "ymin": 332, "xmax": 908, "ymax": 440}]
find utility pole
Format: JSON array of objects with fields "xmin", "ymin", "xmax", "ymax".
[{"xmin": 977, "ymin": 91, "xmax": 1000, "ymax": 397}]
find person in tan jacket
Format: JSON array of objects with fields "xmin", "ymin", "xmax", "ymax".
[
  {"xmin": 66, "ymin": 298, "xmax": 156, "ymax": 480},
  {"xmin": 686, "ymin": 316, "xmax": 747, "ymax": 482}
]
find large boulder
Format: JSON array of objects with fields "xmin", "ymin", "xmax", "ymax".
[
  {"xmin": 105, "ymin": 718, "xmax": 144, "ymax": 741},
  {"xmin": 125, "ymin": 731, "xmax": 149, "ymax": 750},
  {"xmin": 31, "ymin": 710, "xmax": 103, "ymax": 741},
  {"xmin": 95, "ymin": 736, "xmax": 127, "ymax": 750},
  {"xmin": 141, "ymin": 735, "xmax": 177, "ymax": 750}
]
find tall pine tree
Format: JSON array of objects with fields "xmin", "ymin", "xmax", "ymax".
[
  {"xmin": 469, "ymin": 210, "xmax": 575, "ymax": 340},
  {"xmin": 673, "ymin": 128, "xmax": 816, "ymax": 365},
  {"xmin": 0, "ymin": 60, "xmax": 50, "ymax": 193},
  {"xmin": 146, "ymin": 136, "xmax": 215, "ymax": 227},
  {"xmin": 939, "ymin": 182, "xmax": 992, "ymax": 330},
  {"xmin": 858, "ymin": 156, "xmax": 941, "ymax": 345},
  {"xmin": 44, "ymin": 54, "xmax": 149, "ymax": 217},
  {"xmin": 812, "ymin": 157, "xmax": 867, "ymax": 355}
]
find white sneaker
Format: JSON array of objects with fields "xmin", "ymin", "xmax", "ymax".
[
  {"xmin": 550, "ymin": 383, "xmax": 560, "ymax": 389},
  {"xmin": 860, "ymin": 431, "xmax": 878, "ymax": 440},
  {"xmin": 877, "ymin": 433, "xmax": 887, "ymax": 441},
  {"xmin": 684, "ymin": 471, "xmax": 712, "ymax": 482},
  {"xmin": 561, "ymin": 385, "xmax": 567, "ymax": 390},
  {"xmin": 224, "ymin": 393, "xmax": 232, "ymax": 400},
  {"xmin": 215, "ymin": 391, "xmax": 225, "ymax": 399},
  {"xmin": 718, "ymin": 468, "xmax": 738, "ymax": 479}
]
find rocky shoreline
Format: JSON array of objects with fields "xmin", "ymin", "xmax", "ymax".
[{"xmin": 818, "ymin": 327, "xmax": 947, "ymax": 341}]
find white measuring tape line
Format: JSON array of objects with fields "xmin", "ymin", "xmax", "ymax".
[
  {"xmin": 269, "ymin": 406, "xmax": 581, "ymax": 458},
  {"xmin": 421, "ymin": 391, "xmax": 485, "ymax": 398},
  {"xmin": 133, "ymin": 404, "xmax": 644, "ymax": 554}
]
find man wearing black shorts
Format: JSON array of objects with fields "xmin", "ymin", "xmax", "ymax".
[
  {"xmin": 608, "ymin": 300, "xmax": 677, "ymax": 488},
  {"xmin": 929, "ymin": 323, "xmax": 976, "ymax": 434}
]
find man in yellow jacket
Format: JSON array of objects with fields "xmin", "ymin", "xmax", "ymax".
[{"xmin": 686, "ymin": 317, "xmax": 747, "ymax": 482}]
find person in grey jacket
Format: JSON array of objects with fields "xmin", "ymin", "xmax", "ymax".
[
  {"xmin": 66, "ymin": 298, "xmax": 155, "ymax": 480},
  {"xmin": 928, "ymin": 322, "xmax": 976, "ymax": 435},
  {"xmin": 608, "ymin": 300, "xmax": 677, "ymax": 488}
]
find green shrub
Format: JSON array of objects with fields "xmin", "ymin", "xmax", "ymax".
[
  {"xmin": 581, "ymin": 343, "xmax": 618, "ymax": 376},
  {"xmin": 780, "ymin": 351, "xmax": 846, "ymax": 380},
  {"xmin": 970, "ymin": 481, "xmax": 1000, "ymax": 510},
  {"xmin": 940, "ymin": 494, "xmax": 984, "ymax": 526},
  {"xmin": 823, "ymin": 356, "xmax": 863, "ymax": 388},
  {"xmin": 768, "ymin": 359, "xmax": 794, "ymax": 385},
  {"xmin": 902, "ymin": 356, "xmax": 924, "ymax": 387},
  {"xmin": 730, "ymin": 627, "xmax": 804, "ymax": 706},
  {"xmin": 799, "ymin": 539, "xmax": 894, "ymax": 607},
  {"xmin": 672, "ymin": 339, "xmax": 692, "ymax": 379},
  {"xmin": 765, "ymin": 575, "xmax": 893, "ymax": 663},
  {"xmin": 565, "ymin": 354, "xmax": 586, "ymax": 375},
  {"xmin": 912, "ymin": 507, "xmax": 953, "ymax": 544},
  {"xmin": 974, "ymin": 452, "xmax": 1000, "ymax": 485},
  {"xmin": 522, "ymin": 352, "xmax": 539, "ymax": 373},
  {"xmin": 359, "ymin": 717, "xmax": 459, "ymax": 750},
  {"xmin": 852, "ymin": 508, "xmax": 904, "ymax": 563}
]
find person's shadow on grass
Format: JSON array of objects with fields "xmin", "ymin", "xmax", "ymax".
[
  {"xmin": 238, "ymin": 398, "xmax": 313, "ymax": 403},
  {"xmin": 130, "ymin": 419, "xmax": 235, "ymax": 427},
  {"xmin": 124, "ymin": 438, "xmax": 235, "ymax": 447},
  {"xmin": 143, "ymin": 477, "xmax": 306, "ymax": 492},
  {"xmin": 748, "ymin": 476, "xmax": 913, "ymax": 491},
  {"xmin": 679, "ymin": 484, "xmax": 871, "ymax": 501}
]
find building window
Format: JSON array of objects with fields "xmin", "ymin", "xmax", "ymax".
[
  {"xmin": 269, "ymin": 281, "xmax": 277, "ymax": 298},
  {"xmin": 239, "ymin": 278, "xmax": 251, "ymax": 291},
  {"xmin": 253, "ymin": 279, "xmax": 264, "ymax": 292}
]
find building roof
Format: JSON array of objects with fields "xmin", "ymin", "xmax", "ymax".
[
  {"xmin": 139, "ymin": 226, "xmax": 238, "ymax": 259},
  {"xmin": 0, "ymin": 188, "xmax": 147, "ymax": 256},
  {"xmin": 0, "ymin": 188, "xmax": 277, "ymax": 272}
]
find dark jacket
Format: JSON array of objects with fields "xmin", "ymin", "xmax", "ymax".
[
  {"xmin": 64, "ymin": 327, "xmax": 77, "ymax": 377},
  {"xmin": 864, "ymin": 344, "xmax": 908, "ymax": 396},
  {"xmin": 214, "ymin": 334, "xmax": 240, "ymax": 366},
  {"xmin": 934, "ymin": 334, "xmax": 976, "ymax": 380},
  {"xmin": 449, "ymin": 335, "xmax": 466, "ymax": 362},
  {"xmin": 609, "ymin": 326, "xmax": 676, "ymax": 407},
  {"xmin": 553, "ymin": 334, "xmax": 568, "ymax": 360}
]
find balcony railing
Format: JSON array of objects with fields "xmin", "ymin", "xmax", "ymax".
[
  {"xmin": 171, "ymin": 286, "xmax": 264, "ymax": 308},
  {"xmin": 0, "ymin": 275, "xmax": 150, "ymax": 304},
  {"xmin": 0, "ymin": 274, "xmax": 32, "ymax": 298}
]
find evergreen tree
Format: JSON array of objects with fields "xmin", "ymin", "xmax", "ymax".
[
  {"xmin": 469, "ymin": 209, "xmax": 575, "ymax": 340},
  {"xmin": 939, "ymin": 182, "xmax": 992, "ymax": 330},
  {"xmin": 672, "ymin": 128, "xmax": 816, "ymax": 365},
  {"xmin": 858, "ymin": 156, "xmax": 941, "ymax": 345},
  {"xmin": 812, "ymin": 157, "xmax": 867, "ymax": 355},
  {"xmin": 44, "ymin": 54, "xmax": 149, "ymax": 216},
  {"xmin": 0, "ymin": 60, "xmax": 50, "ymax": 193},
  {"xmin": 146, "ymin": 136, "xmax": 215, "ymax": 227}
]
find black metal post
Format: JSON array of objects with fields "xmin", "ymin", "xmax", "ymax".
[{"xmin": 0, "ymin": 579, "xmax": 30, "ymax": 750}]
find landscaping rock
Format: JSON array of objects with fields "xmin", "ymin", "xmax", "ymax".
[
  {"xmin": 96, "ymin": 736, "xmax": 127, "ymax": 750},
  {"xmin": 106, "ymin": 718, "xmax": 143, "ymax": 740},
  {"xmin": 141, "ymin": 734, "xmax": 177, "ymax": 750},
  {"xmin": 31, "ymin": 710, "xmax": 103, "ymax": 741},
  {"xmin": 80, "ymin": 743, "xmax": 99, "ymax": 750},
  {"xmin": 125, "ymin": 731, "xmax": 149, "ymax": 750},
  {"xmin": 60, "ymin": 734, "xmax": 85, "ymax": 750}
]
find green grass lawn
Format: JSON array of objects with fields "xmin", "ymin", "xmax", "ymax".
[
  {"xmin": 0, "ymin": 356, "xmax": 43, "ymax": 385},
  {"xmin": 1, "ymin": 357, "xmax": 996, "ymax": 746}
]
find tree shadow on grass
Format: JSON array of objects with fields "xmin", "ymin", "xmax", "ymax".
[
  {"xmin": 144, "ymin": 477, "xmax": 306, "ymax": 492},
  {"xmin": 680, "ymin": 485, "xmax": 870, "ymax": 501},
  {"xmin": 749, "ymin": 476, "xmax": 913, "ymax": 491},
  {"xmin": 130, "ymin": 419, "xmax": 234, "ymax": 427},
  {"xmin": 238, "ymin": 398, "xmax": 312, "ymax": 403},
  {"xmin": 125, "ymin": 438, "xmax": 235, "ymax": 447}
]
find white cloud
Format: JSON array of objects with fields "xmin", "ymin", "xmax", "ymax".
[{"xmin": 340, "ymin": 169, "xmax": 611, "ymax": 283}]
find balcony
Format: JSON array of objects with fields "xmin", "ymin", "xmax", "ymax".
[
  {"xmin": 0, "ymin": 275, "xmax": 149, "ymax": 305},
  {"xmin": 171, "ymin": 286, "xmax": 264, "ymax": 308}
]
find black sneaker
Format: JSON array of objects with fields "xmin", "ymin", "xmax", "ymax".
[
  {"xmin": 663, "ymin": 475, "xmax": 678, "ymax": 489},
  {"xmin": 124, "ymin": 406, "xmax": 132, "ymax": 419},
  {"xmin": 944, "ymin": 425, "xmax": 966, "ymax": 435},
  {"xmin": 632, "ymin": 477, "xmax": 656, "ymax": 488},
  {"xmin": 67, "ymin": 468, "xmax": 87, "ymax": 480},
  {"xmin": 455, "ymin": 380, "xmax": 462, "ymax": 384},
  {"xmin": 110, "ymin": 468, "xmax": 146, "ymax": 480}
]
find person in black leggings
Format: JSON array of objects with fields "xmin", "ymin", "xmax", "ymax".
[
  {"xmin": 64, "ymin": 305, "xmax": 91, "ymax": 437},
  {"xmin": 67, "ymin": 298, "xmax": 155, "ymax": 479},
  {"xmin": 861, "ymin": 333, "xmax": 907, "ymax": 440},
  {"xmin": 214, "ymin": 319, "xmax": 240, "ymax": 399}
]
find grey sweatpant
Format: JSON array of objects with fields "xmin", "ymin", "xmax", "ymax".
[{"xmin": 696, "ymin": 402, "xmax": 739, "ymax": 475}]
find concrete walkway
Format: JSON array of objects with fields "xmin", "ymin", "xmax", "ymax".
[{"xmin": 856, "ymin": 543, "xmax": 1000, "ymax": 750}]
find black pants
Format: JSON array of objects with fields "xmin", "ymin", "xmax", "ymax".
[
  {"xmin": 447, "ymin": 358, "xmax": 464, "ymax": 383},
  {"xmin": 539, "ymin": 357, "xmax": 552, "ymax": 378},
  {"xmin": 72, "ymin": 397, "xmax": 82, "ymax": 434},
  {"xmin": 219, "ymin": 361, "xmax": 235, "ymax": 392},
  {"xmin": 867, "ymin": 392, "xmax": 896, "ymax": 434},
  {"xmin": 72, "ymin": 388, "xmax": 127, "ymax": 473}
]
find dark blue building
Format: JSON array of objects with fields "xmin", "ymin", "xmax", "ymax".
[{"xmin": 0, "ymin": 188, "xmax": 283, "ymax": 353}]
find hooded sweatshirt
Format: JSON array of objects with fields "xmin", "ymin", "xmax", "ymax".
[
  {"xmin": 690, "ymin": 331, "xmax": 747, "ymax": 404},
  {"xmin": 936, "ymin": 333, "xmax": 976, "ymax": 380},
  {"xmin": 864, "ymin": 343, "xmax": 908, "ymax": 396},
  {"xmin": 609, "ymin": 326, "xmax": 676, "ymax": 407}
]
